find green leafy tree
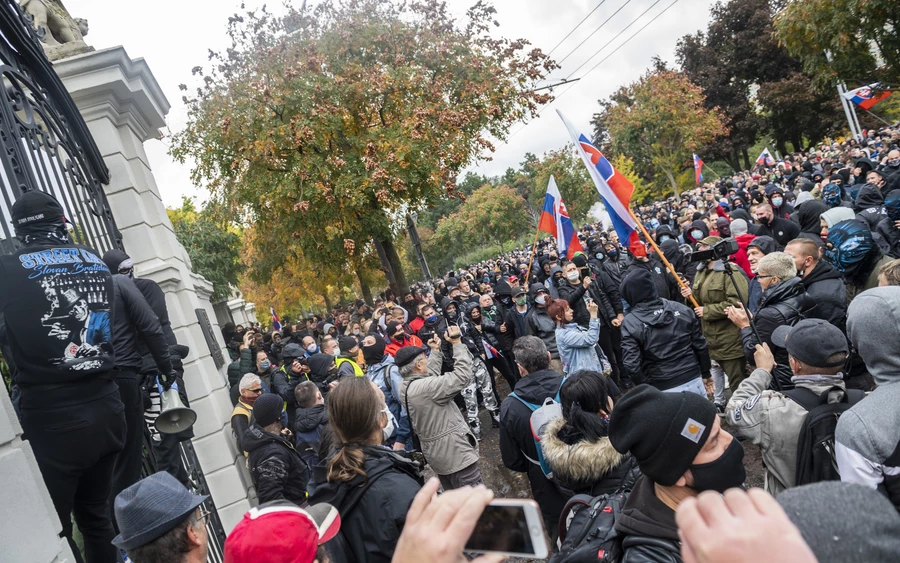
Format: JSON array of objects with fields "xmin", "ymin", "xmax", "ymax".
[
  {"xmin": 756, "ymin": 71, "xmax": 846, "ymax": 152},
  {"xmin": 775, "ymin": 0, "xmax": 900, "ymax": 89},
  {"xmin": 169, "ymin": 0, "xmax": 556, "ymax": 297},
  {"xmin": 167, "ymin": 197, "xmax": 245, "ymax": 301},
  {"xmin": 609, "ymin": 154, "xmax": 652, "ymax": 204},
  {"xmin": 594, "ymin": 69, "xmax": 729, "ymax": 199}
]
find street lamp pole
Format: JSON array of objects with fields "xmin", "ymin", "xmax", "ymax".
[{"xmin": 406, "ymin": 212, "xmax": 432, "ymax": 281}]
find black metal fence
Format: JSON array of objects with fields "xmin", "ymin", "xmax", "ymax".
[{"xmin": 0, "ymin": 1, "xmax": 228, "ymax": 559}]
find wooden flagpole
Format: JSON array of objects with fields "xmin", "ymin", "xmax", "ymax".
[
  {"xmin": 626, "ymin": 207, "xmax": 700, "ymax": 309},
  {"xmin": 524, "ymin": 224, "xmax": 542, "ymax": 284}
]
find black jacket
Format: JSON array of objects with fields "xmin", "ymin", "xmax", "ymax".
[
  {"xmin": 602, "ymin": 253, "xmax": 631, "ymax": 286},
  {"xmin": 293, "ymin": 403, "xmax": 329, "ymax": 467},
  {"xmin": 740, "ymin": 277, "xmax": 816, "ymax": 389},
  {"xmin": 310, "ymin": 447, "xmax": 422, "ymax": 563},
  {"xmin": 621, "ymin": 298, "xmax": 710, "ymax": 390},
  {"xmin": 273, "ymin": 365, "xmax": 309, "ymax": 428},
  {"xmin": 478, "ymin": 304, "xmax": 505, "ymax": 350},
  {"xmin": 754, "ymin": 217, "xmax": 800, "ymax": 249},
  {"xmin": 525, "ymin": 306, "xmax": 559, "ymax": 359},
  {"xmin": 616, "ymin": 476, "xmax": 683, "ymax": 563},
  {"xmin": 800, "ymin": 260, "xmax": 847, "ymax": 331},
  {"xmin": 110, "ymin": 274, "xmax": 171, "ymax": 375},
  {"xmin": 499, "ymin": 369, "xmax": 569, "ymax": 524},
  {"xmin": 243, "ymin": 423, "xmax": 310, "ymax": 506},
  {"xmin": 133, "ymin": 277, "xmax": 177, "ymax": 374},
  {"xmin": 875, "ymin": 217, "xmax": 900, "ymax": 259}
]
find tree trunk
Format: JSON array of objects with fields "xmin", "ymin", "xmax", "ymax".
[
  {"xmin": 379, "ymin": 237, "xmax": 408, "ymax": 297},
  {"xmin": 664, "ymin": 168, "xmax": 680, "ymax": 199},
  {"xmin": 373, "ymin": 238, "xmax": 398, "ymax": 298},
  {"xmin": 355, "ymin": 263, "xmax": 372, "ymax": 304},
  {"xmin": 741, "ymin": 148, "xmax": 751, "ymax": 172},
  {"xmin": 322, "ymin": 292, "xmax": 332, "ymax": 312}
]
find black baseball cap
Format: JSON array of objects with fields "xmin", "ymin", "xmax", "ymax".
[
  {"xmin": 771, "ymin": 319, "xmax": 849, "ymax": 368},
  {"xmin": 394, "ymin": 346, "xmax": 427, "ymax": 368}
]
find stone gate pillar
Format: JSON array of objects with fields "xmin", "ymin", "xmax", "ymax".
[{"xmin": 53, "ymin": 47, "xmax": 252, "ymax": 530}]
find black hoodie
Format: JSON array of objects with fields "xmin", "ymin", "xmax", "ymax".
[
  {"xmin": 242, "ymin": 423, "xmax": 310, "ymax": 505},
  {"xmin": 800, "ymin": 259, "xmax": 847, "ymax": 330},
  {"xmin": 854, "ymin": 183, "xmax": 887, "ymax": 229}
]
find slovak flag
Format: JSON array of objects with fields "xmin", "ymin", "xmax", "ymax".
[
  {"xmin": 693, "ymin": 154, "xmax": 704, "ymax": 184},
  {"xmin": 270, "ymin": 307, "xmax": 282, "ymax": 332},
  {"xmin": 756, "ymin": 148, "xmax": 775, "ymax": 167},
  {"xmin": 557, "ymin": 110, "xmax": 646, "ymax": 258},
  {"xmin": 538, "ymin": 176, "xmax": 583, "ymax": 260},
  {"xmin": 843, "ymin": 83, "xmax": 892, "ymax": 110}
]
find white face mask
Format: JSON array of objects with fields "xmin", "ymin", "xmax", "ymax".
[
  {"xmin": 566, "ymin": 271, "xmax": 580, "ymax": 282},
  {"xmin": 536, "ymin": 294, "xmax": 548, "ymax": 305},
  {"xmin": 381, "ymin": 407, "xmax": 395, "ymax": 442}
]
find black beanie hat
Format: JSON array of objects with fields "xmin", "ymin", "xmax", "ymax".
[
  {"xmin": 608, "ymin": 385, "xmax": 716, "ymax": 486},
  {"xmin": 338, "ymin": 336, "xmax": 358, "ymax": 354},
  {"xmin": 620, "ymin": 269, "xmax": 658, "ymax": 307},
  {"xmin": 253, "ymin": 393, "xmax": 284, "ymax": 427},
  {"xmin": 11, "ymin": 190, "xmax": 65, "ymax": 234}
]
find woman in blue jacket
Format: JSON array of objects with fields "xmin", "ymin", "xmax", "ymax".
[{"xmin": 549, "ymin": 298, "xmax": 610, "ymax": 376}]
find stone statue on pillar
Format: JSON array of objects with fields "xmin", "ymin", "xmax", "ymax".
[{"xmin": 19, "ymin": 0, "xmax": 94, "ymax": 60}]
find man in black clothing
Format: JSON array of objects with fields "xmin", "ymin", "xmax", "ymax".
[
  {"xmin": 102, "ymin": 249, "xmax": 190, "ymax": 485},
  {"xmin": 499, "ymin": 336, "xmax": 568, "ymax": 540},
  {"xmin": 609, "ymin": 385, "xmax": 746, "ymax": 562},
  {"xmin": 625, "ymin": 253, "xmax": 680, "ymax": 302},
  {"xmin": 785, "ymin": 239, "xmax": 848, "ymax": 331},
  {"xmin": 106, "ymin": 267, "xmax": 173, "ymax": 524},
  {"xmin": 755, "ymin": 203, "xmax": 800, "ymax": 248},
  {"xmin": 243, "ymin": 393, "xmax": 310, "ymax": 505},
  {"xmin": 0, "ymin": 192, "xmax": 127, "ymax": 562}
]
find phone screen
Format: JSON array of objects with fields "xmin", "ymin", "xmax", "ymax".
[{"xmin": 465, "ymin": 504, "xmax": 537, "ymax": 555}]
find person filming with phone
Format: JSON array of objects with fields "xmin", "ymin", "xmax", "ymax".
[{"xmin": 398, "ymin": 325, "xmax": 484, "ymax": 490}]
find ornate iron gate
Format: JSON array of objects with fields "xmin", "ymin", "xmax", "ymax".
[{"xmin": 0, "ymin": 2, "xmax": 227, "ymax": 560}]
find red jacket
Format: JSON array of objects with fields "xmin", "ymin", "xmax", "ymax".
[
  {"xmin": 408, "ymin": 316, "xmax": 425, "ymax": 335},
  {"xmin": 733, "ymin": 233, "xmax": 757, "ymax": 278},
  {"xmin": 384, "ymin": 333, "xmax": 424, "ymax": 357}
]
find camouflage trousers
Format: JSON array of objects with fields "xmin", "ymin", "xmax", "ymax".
[{"xmin": 463, "ymin": 357, "xmax": 498, "ymax": 427}]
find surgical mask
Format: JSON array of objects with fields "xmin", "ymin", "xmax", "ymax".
[
  {"xmin": 607, "ymin": 249, "xmax": 618, "ymax": 259},
  {"xmin": 535, "ymin": 294, "xmax": 548, "ymax": 306},
  {"xmin": 426, "ymin": 314, "xmax": 437, "ymax": 323},
  {"xmin": 381, "ymin": 407, "xmax": 395, "ymax": 442},
  {"xmin": 447, "ymin": 309, "xmax": 458, "ymax": 320},
  {"xmin": 888, "ymin": 158, "xmax": 900, "ymax": 167},
  {"xmin": 689, "ymin": 438, "xmax": 746, "ymax": 493},
  {"xmin": 658, "ymin": 235, "xmax": 671, "ymax": 244},
  {"xmin": 690, "ymin": 229, "xmax": 704, "ymax": 241},
  {"xmin": 595, "ymin": 252, "xmax": 604, "ymax": 260},
  {"xmin": 306, "ymin": 344, "xmax": 318, "ymax": 354},
  {"xmin": 515, "ymin": 296, "xmax": 527, "ymax": 306},
  {"xmin": 258, "ymin": 360, "xmax": 271, "ymax": 371},
  {"xmin": 353, "ymin": 329, "xmax": 360, "ymax": 336},
  {"xmin": 772, "ymin": 197, "xmax": 783, "ymax": 207},
  {"xmin": 566, "ymin": 271, "xmax": 580, "ymax": 282}
]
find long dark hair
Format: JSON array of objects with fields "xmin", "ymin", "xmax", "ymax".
[
  {"xmin": 557, "ymin": 371, "xmax": 613, "ymax": 445},
  {"xmin": 326, "ymin": 377, "xmax": 382, "ymax": 483}
]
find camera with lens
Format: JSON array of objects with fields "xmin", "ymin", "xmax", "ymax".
[{"xmin": 688, "ymin": 238, "xmax": 739, "ymax": 263}]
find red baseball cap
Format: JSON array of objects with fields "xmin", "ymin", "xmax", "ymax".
[{"xmin": 225, "ymin": 501, "xmax": 341, "ymax": 563}]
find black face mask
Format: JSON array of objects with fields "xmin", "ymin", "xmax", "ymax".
[
  {"xmin": 689, "ymin": 438, "xmax": 746, "ymax": 493},
  {"xmin": 757, "ymin": 216, "xmax": 771, "ymax": 226}
]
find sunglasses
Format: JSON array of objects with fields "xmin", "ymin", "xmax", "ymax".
[{"xmin": 248, "ymin": 387, "xmax": 263, "ymax": 394}]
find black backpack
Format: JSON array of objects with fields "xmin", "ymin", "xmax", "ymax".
[
  {"xmin": 550, "ymin": 491, "xmax": 629, "ymax": 563},
  {"xmin": 784, "ymin": 386, "xmax": 866, "ymax": 486}
]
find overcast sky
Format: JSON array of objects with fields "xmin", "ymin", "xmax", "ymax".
[{"xmin": 66, "ymin": 0, "xmax": 719, "ymax": 207}]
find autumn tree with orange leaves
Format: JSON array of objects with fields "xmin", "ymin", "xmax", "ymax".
[
  {"xmin": 593, "ymin": 69, "xmax": 728, "ymax": 199},
  {"xmin": 170, "ymin": 0, "xmax": 557, "ymax": 297}
]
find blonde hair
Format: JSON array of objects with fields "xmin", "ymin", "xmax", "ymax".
[{"xmin": 758, "ymin": 252, "xmax": 797, "ymax": 281}]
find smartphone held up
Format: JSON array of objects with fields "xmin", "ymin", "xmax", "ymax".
[{"xmin": 465, "ymin": 499, "xmax": 549, "ymax": 559}]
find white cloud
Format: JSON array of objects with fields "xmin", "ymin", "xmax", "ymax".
[{"xmin": 65, "ymin": 0, "xmax": 717, "ymax": 207}]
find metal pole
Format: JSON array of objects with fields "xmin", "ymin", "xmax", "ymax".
[
  {"xmin": 406, "ymin": 213, "xmax": 432, "ymax": 281},
  {"xmin": 837, "ymin": 84, "xmax": 859, "ymax": 140}
]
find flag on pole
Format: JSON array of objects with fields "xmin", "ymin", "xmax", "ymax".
[
  {"xmin": 538, "ymin": 176, "xmax": 583, "ymax": 260},
  {"xmin": 756, "ymin": 148, "xmax": 775, "ymax": 167},
  {"xmin": 270, "ymin": 307, "xmax": 282, "ymax": 332},
  {"xmin": 693, "ymin": 154, "xmax": 704, "ymax": 184},
  {"xmin": 557, "ymin": 110, "xmax": 646, "ymax": 257},
  {"xmin": 842, "ymin": 83, "xmax": 892, "ymax": 110}
]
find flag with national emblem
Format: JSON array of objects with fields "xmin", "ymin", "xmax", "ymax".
[
  {"xmin": 842, "ymin": 83, "xmax": 892, "ymax": 111},
  {"xmin": 693, "ymin": 154, "xmax": 704, "ymax": 184},
  {"xmin": 538, "ymin": 176, "xmax": 583, "ymax": 260},
  {"xmin": 270, "ymin": 307, "xmax": 282, "ymax": 332},
  {"xmin": 557, "ymin": 110, "xmax": 646, "ymax": 258},
  {"xmin": 756, "ymin": 148, "xmax": 775, "ymax": 167}
]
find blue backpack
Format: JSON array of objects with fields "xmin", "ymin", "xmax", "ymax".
[{"xmin": 509, "ymin": 387, "xmax": 563, "ymax": 478}]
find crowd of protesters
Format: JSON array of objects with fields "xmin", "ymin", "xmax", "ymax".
[{"xmin": 5, "ymin": 126, "xmax": 900, "ymax": 563}]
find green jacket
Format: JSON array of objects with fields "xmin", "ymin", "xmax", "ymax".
[
  {"xmin": 693, "ymin": 263, "xmax": 747, "ymax": 361},
  {"xmin": 227, "ymin": 347, "xmax": 254, "ymax": 388}
]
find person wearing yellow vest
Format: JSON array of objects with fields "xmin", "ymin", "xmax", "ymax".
[
  {"xmin": 335, "ymin": 336, "xmax": 365, "ymax": 378},
  {"xmin": 231, "ymin": 373, "xmax": 262, "ymax": 455}
]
